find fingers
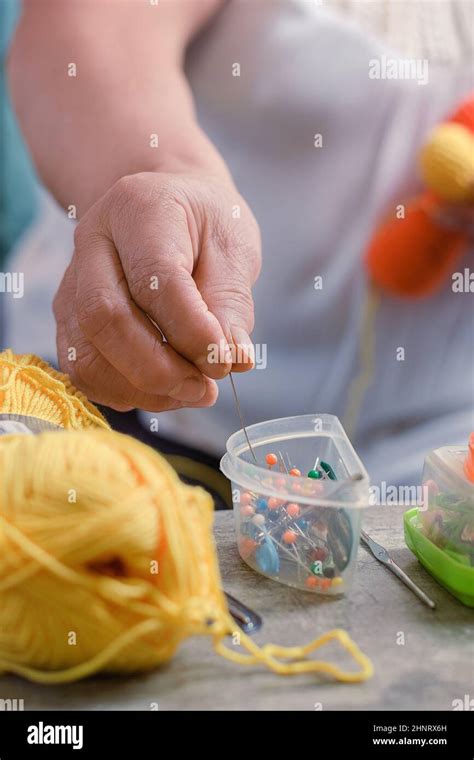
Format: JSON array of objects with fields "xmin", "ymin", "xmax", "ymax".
[
  {"xmin": 126, "ymin": 257, "xmax": 232, "ymax": 380},
  {"xmin": 73, "ymin": 224, "xmax": 211, "ymax": 402},
  {"xmin": 194, "ymin": 196, "xmax": 262, "ymax": 373},
  {"xmin": 55, "ymin": 293, "xmax": 218, "ymax": 412},
  {"xmin": 105, "ymin": 175, "xmax": 233, "ymax": 380},
  {"xmin": 55, "ymin": 255, "xmax": 218, "ymax": 410}
]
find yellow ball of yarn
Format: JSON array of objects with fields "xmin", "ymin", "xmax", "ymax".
[
  {"xmin": 420, "ymin": 123, "xmax": 474, "ymax": 203},
  {"xmin": 0, "ymin": 428, "xmax": 224, "ymax": 683},
  {"xmin": 0, "ymin": 349, "xmax": 226, "ymax": 682}
]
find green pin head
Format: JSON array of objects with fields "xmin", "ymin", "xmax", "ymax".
[{"xmin": 320, "ymin": 460, "xmax": 337, "ymax": 480}]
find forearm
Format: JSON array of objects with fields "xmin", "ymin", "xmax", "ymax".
[{"xmin": 8, "ymin": 0, "xmax": 229, "ymax": 216}]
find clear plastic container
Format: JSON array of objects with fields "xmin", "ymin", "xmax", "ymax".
[
  {"xmin": 404, "ymin": 435, "xmax": 474, "ymax": 606},
  {"xmin": 220, "ymin": 414, "xmax": 370, "ymax": 594}
]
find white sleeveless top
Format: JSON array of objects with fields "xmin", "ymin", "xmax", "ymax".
[{"xmin": 7, "ymin": 0, "xmax": 474, "ymax": 486}]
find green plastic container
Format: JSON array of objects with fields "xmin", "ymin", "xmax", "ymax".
[
  {"xmin": 404, "ymin": 440, "xmax": 474, "ymax": 607},
  {"xmin": 404, "ymin": 508, "xmax": 474, "ymax": 607}
]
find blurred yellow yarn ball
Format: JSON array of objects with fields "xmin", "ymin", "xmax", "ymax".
[
  {"xmin": 0, "ymin": 427, "xmax": 222, "ymax": 683},
  {"xmin": 420, "ymin": 123, "xmax": 474, "ymax": 203},
  {"xmin": 0, "ymin": 350, "xmax": 223, "ymax": 683}
]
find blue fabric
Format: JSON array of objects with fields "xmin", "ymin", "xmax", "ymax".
[{"xmin": 0, "ymin": 0, "xmax": 37, "ymax": 264}]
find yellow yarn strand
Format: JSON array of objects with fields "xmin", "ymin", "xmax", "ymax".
[
  {"xmin": 214, "ymin": 628, "xmax": 373, "ymax": 682},
  {"xmin": 0, "ymin": 350, "xmax": 373, "ymax": 684}
]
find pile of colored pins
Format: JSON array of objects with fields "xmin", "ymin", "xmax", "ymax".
[{"xmin": 237, "ymin": 450, "xmax": 353, "ymax": 592}]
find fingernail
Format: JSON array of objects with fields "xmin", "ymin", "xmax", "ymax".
[
  {"xmin": 236, "ymin": 342, "xmax": 255, "ymax": 367},
  {"xmin": 169, "ymin": 377, "xmax": 206, "ymax": 402},
  {"xmin": 231, "ymin": 329, "xmax": 255, "ymax": 367}
]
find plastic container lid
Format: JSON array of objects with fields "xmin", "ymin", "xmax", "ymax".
[{"xmin": 220, "ymin": 413, "xmax": 369, "ymax": 509}]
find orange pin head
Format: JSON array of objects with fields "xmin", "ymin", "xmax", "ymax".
[
  {"xmin": 265, "ymin": 453, "xmax": 278, "ymax": 467},
  {"xmin": 289, "ymin": 468, "xmax": 301, "ymax": 477}
]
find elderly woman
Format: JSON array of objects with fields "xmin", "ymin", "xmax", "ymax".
[{"xmin": 2, "ymin": 0, "xmax": 473, "ymax": 498}]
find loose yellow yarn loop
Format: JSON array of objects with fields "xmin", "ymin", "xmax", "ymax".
[
  {"xmin": 214, "ymin": 628, "xmax": 373, "ymax": 682},
  {"xmin": 0, "ymin": 350, "xmax": 373, "ymax": 684}
]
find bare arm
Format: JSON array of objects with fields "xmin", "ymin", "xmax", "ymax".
[
  {"xmin": 8, "ymin": 0, "xmax": 229, "ymax": 216},
  {"xmin": 7, "ymin": 0, "xmax": 261, "ymax": 412}
]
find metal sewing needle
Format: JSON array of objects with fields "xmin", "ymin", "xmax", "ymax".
[
  {"xmin": 361, "ymin": 529, "xmax": 436, "ymax": 609},
  {"xmin": 229, "ymin": 372, "xmax": 258, "ymax": 464}
]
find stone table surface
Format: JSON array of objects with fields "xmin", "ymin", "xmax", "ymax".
[{"xmin": 1, "ymin": 506, "xmax": 472, "ymax": 711}]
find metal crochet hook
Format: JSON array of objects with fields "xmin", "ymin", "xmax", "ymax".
[
  {"xmin": 361, "ymin": 529, "xmax": 436, "ymax": 609},
  {"xmin": 229, "ymin": 372, "xmax": 258, "ymax": 464}
]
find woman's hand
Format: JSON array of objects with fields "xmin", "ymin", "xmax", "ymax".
[{"xmin": 53, "ymin": 172, "xmax": 261, "ymax": 411}]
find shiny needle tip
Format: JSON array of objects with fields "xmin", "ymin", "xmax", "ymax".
[{"xmin": 229, "ymin": 372, "xmax": 258, "ymax": 464}]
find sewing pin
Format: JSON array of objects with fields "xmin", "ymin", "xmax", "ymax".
[
  {"xmin": 271, "ymin": 534, "xmax": 312, "ymax": 575},
  {"xmin": 277, "ymin": 450, "xmax": 289, "ymax": 473},
  {"xmin": 229, "ymin": 372, "xmax": 258, "ymax": 464},
  {"xmin": 289, "ymin": 519, "xmax": 321, "ymax": 552},
  {"xmin": 265, "ymin": 452, "xmax": 278, "ymax": 469},
  {"xmin": 306, "ymin": 455, "xmax": 323, "ymax": 480},
  {"xmin": 289, "ymin": 538, "xmax": 306, "ymax": 582}
]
